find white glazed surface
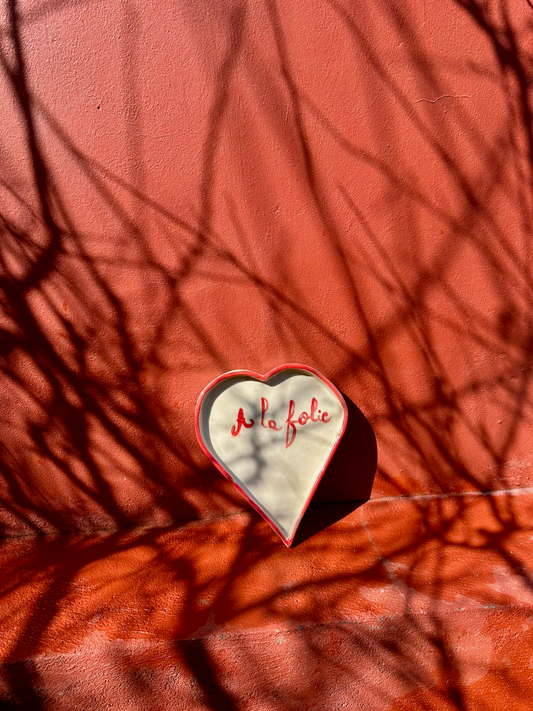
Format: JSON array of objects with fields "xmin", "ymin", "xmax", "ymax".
[{"xmin": 198, "ymin": 370, "xmax": 345, "ymax": 541}]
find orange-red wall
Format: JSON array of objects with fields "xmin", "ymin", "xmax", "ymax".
[
  {"xmin": 2, "ymin": 2, "xmax": 533, "ymax": 709},
  {"xmin": 2, "ymin": 0, "xmax": 532, "ymax": 535}
]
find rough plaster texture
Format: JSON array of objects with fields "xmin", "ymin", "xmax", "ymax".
[
  {"xmin": 0, "ymin": 0, "xmax": 533, "ymax": 708},
  {"xmin": 2, "ymin": 492, "xmax": 533, "ymax": 708}
]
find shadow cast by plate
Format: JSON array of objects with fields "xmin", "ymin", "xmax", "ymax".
[{"xmin": 292, "ymin": 394, "xmax": 377, "ymax": 546}]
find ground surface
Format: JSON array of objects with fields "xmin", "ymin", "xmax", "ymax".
[{"xmin": 1, "ymin": 488, "xmax": 533, "ymax": 710}]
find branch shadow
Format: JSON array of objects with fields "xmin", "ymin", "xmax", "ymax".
[{"xmin": 0, "ymin": 0, "xmax": 533, "ymax": 708}]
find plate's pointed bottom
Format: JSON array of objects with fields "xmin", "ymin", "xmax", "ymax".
[
  {"xmin": 234, "ymin": 469, "xmax": 323, "ymax": 547},
  {"xmin": 261, "ymin": 513, "xmax": 298, "ymax": 547},
  {"xmin": 195, "ymin": 365, "xmax": 348, "ymax": 546}
]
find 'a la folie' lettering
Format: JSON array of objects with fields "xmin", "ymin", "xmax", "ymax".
[{"xmin": 231, "ymin": 397, "xmax": 331, "ymax": 448}]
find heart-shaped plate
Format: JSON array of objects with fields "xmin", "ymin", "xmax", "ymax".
[{"xmin": 195, "ymin": 364, "xmax": 348, "ymax": 546}]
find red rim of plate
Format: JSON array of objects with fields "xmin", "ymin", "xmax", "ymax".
[{"xmin": 194, "ymin": 363, "xmax": 349, "ymax": 547}]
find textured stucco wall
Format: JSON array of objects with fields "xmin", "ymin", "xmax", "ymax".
[
  {"xmin": 1, "ymin": 0, "xmax": 533, "ymax": 708},
  {"xmin": 1, "ymin": 0, "xmax": 532, "ymax": 534}
]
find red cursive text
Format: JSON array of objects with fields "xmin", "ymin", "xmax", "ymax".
[
  {"xmin": 261, "ymin": 397, "xmax": 282, "ymax": 432},
  {"xmin": 231, "ymin": 408, "xmax": 255, "ymax": 436},
  {"xmin": 230, "ymin": 397, "xmax": 330, "ymax": 448}
]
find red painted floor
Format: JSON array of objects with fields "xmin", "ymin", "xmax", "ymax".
[{"xmin": 1, "ymin": 489, "xmax": 532, "ymax": 709}]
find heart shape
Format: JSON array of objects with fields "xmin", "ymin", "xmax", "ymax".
[{"xmin": 195, "ymin": 364, "xmax": 348, "ymax": 546}]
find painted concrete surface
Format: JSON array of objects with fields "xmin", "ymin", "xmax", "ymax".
[
  {"xmin": 0, "ymin": 0, "xmax": 532, "ymax": 535},
  {"xmin": 2, "ymin": 489, "xmax": 533, "ymax": 708},
  {"xmin": 0, "ymin": 0, "xmax": 533, "ymax": 707}
]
